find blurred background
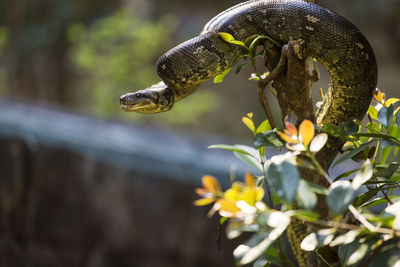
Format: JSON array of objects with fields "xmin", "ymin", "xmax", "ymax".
[{"xmin": 0, "ymin": 0, "xmax": 398, "ymax": 266}]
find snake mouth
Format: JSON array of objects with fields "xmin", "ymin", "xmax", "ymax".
[{"xmin": 120, "ymin": 93, "xmax": 152, "ymax": 112}]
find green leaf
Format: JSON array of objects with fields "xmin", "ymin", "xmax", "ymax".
[
  {"xmin": 381, "ymin": 146, "xmax": 392, "ymax": 163},
  {"xmin": 370, "ymin": 244, "xmax": 400, "ymax": 267},
  {"xmin": 338, "ymin": 236, "xmax": 378, "ymax": 266},
  {"xmin": 353, "ymin": 185, "xmax": 383, "ymax": 207},
  {"xmin": 263, "ymin": 211, "xmax": 290, "ymax": 239},
  {"xmin": 243, "ymin": 116, "xmax": 256, "ymax": 132},
  {"xmin": 385, "ymin": 201, "xmax": 400, "ymax": 230},
  {"xmin": 213, "ymin": 67, "xmax": 232, "ymax": 83},
  {"xmin": 385, "ymin": 98, "xmax": 400, "ymax": 107},
  {"xmin": 334, "ymin": 168, "xmax": 360, "ymax": 182},
  {"xmin": 296, "ymin": 179, "xmax": 317, "ymax": 209},
  {"xmin": 253, "ymin": 247, "xmax": 282, "ymax": 267},
  {"xmin": 332, "ymin": 141, "xmax": 374, "ymax": 167},
  {"xmin": 378, "ymin": 104, "xmax": 395, "ymax": 128},
  {"xmin": 266, "ymin": 157, "xmax": 299, "ymax": 203},
  {"xmin": 235, "ymin": 63, "xmax": 247, "ymax": 74},
  {"xmin": 351, "ymin": 132, "xmax": 400, "ymax": 146},
  {"xmin": 218, "ymin": 32, "xmax": 235, "ymax": 42},
  {"xmin": 218, "ymin": 32, "xmax": 248, "ymax": 49},
  {"xmin": 353, "ymin": 183, "xmax": 399, "ymax": 207},
  {"xmin": 209, "ymin": 144, "xmax": 251, "ymax": 155},
  {"xmin": 397, "ymin": 108, "xmax": 400, "ymax": 129},
  {"xmin": 208, "ymin": 144, "xmax": 259, "ymax": 157},
  {"xmin": 374, "ymin": 162, "xmax": 400, "ymax": 179},
  {"xmin": 290, "ymin": 210, "xmax": 320, "ymax": 222},
  {"xmin": 322, "ymin": 122, "xmax": 340, "ymax": 136},
  {"xmin": 234, "ymin": 151, "xmax": 264, "ymax": 173},
  {"xmin": 208, "ymin": 144, "xmax": 263, "ymax": 172},
  {"xmin": 256, "ymin": 119, "xmax": 272, "ymax": 134},
  {"xmin": 367, "ymin": 105, "xmax": 378, "ymax": 120},
  {"xmin": 359, "ymin": 196, "xmax": 399, "ymax": 208},
  {"xmin": 234, "ymin": 232, "xmax": 274, "ymax": 265},
  {"xmin": 300, "ymin": 233, "xmax": 319, "ymax": 251},
  {"xmin": 231, "ymin": 40, "xmax": 248, "ymax": 49},
  {"xmin": 352, "ymin": 160, "xmax": 373, "ymax": 190},
  {"xmin": 254, "ymin": 131, "xmax": 284, "ymax": 149},
  {"xmin": 381, "ymin": 139, "xmax": 400, "ymax": 149},
  {"xmin": 327, "ymin": 181, "xmax": 355, "ymax": 215},
  {"xmin": 226, "ymin": 221, "xmax": 258, "ymax": 239},
  {"xmin": 329, "ymin": 230, "xmax": 361, "ymax": 247},
  {"xmin": 301, "ymin": 228, "xmax": 335, "ymax": 251},
  {"xmin": 340, "ymin": 120, "xmax": 360, "ymax": 136}
]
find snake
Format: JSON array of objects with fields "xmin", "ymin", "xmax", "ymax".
[
  {"xmin": 120, "ymin": 0, "xmax": 377, "ymax": 265},
  {"xmin": 120, "ymin": 0, "xmax": 377, "ymax": 126}
]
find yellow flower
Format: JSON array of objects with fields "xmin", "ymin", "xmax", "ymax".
[
  {"xmin": 224, "ymin": 173, "xmax": 264, "ymax": 207},
  {"xmin": 194, "ymin": 175, "xmax": 222, "ymax": 206},
  {"xmin": 242, "ymin": 172, "xmax": 264, "ymax": 206},
  {"xmin": 195, "ymin": 173, "xmax": 265, "ymax": 222},
  {"xmin": 215, "ymin": 198, "xmax": 241, "ymax": 217}
]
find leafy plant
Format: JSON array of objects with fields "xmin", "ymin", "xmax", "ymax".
[{"xmin": 194, "ymin": 32, "xmax": 400, "ymax": 266}]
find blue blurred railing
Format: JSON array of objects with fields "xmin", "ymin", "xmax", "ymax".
[{"xmin": 0, "ymin": 100, "xmax": 250, "ymax": 184}]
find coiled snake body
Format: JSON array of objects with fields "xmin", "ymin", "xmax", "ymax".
[{"xmin": 120, "ymin": 0, "xmax": 377, "ymax": 127}]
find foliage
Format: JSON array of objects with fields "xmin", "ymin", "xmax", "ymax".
[
  {"xmin": 195, "ymin": 85, "xmax": 400, "ymax": 266},
  {"xmin": 68, "ymin": 8, "xmax": 218, "ymax": 124}
]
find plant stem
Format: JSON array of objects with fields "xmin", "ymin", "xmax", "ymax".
[
  {"xmin": 348, "ymin": 205, "xmax": 395, "ymax": 235},
  {"xmin": 260, "ymin": 150, "xmax": 274, "ymax": 209},
  {"xmin": 307, "ymin": 152, "xmax": 331, "ymax": 185}
]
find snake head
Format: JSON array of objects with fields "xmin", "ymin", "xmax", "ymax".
[{"xmin": 120, "ymin": 81, "xmax": 175, "ymax": 114}]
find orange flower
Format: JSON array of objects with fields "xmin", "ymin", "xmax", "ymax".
[
  {"xmin": 374, "ymin": 89, "xmax": 385, "ymax": 104},
  {"xmin": 299, "ymin": 120, "xmax": 315, "ymax": 146},
  {"xmin": 277, "ymin": 119, "xmax": 316, "ymax": 150},
  {"xmin": 278, "ymin": 120, "xmax": 299, "ymax": 143}
]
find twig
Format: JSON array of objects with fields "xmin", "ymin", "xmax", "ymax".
[
  {"xmin": 257, "ymin": 45, "xmax": 289, "ymax": 128},
  {"xmin": 348, "ymin": 205, "xmax": 394, "ymax": 235},
  {"xmin": 306, "ymin": 152, "xmax": 332, "ymax": 186},
  {"xmin": 257, "ymin": 82, "xmax": 276, "ymax": 129}
]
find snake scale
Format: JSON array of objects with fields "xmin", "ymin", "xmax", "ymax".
[{"xmin": 120, "ymin": 0, "xmax": 377, "ymax": 265}]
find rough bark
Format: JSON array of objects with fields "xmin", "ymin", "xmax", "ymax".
[{"xmin": 258, "ymin": 37, "xmax": 340, "ymax": 266}]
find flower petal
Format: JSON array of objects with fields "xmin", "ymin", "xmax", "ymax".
[
  {"xmin": 310, "ymin": 133, "xmax": 328, "ymax": 152},
  {"xmin": 202, "ymin": 175, "xmax": 221, "ymax": 194},
  {"xmin": 195, "ymin": 188, "xmax": 208, "ymax": 196},
  {"xmin": 217, "ymin": 199, "xmax": 241, "ymax": 216},
  {"xmin": 299, "ymin": 119, "xmax": 315, "ymax": 146},
  {"xmin": 277, "ymin": 132, "xmax": 298, "ymax": 144},
  {"xmin": 194, "ymin": 197, "xmax": 216, "ymax": 206},
  {"xmin": 374, "ymin": 88, "xmax": 385, "ymax": 103},
  {"xmin": 244, "ymin": 172, "xmax": 256, "ymax": 188},
  {"xmin": 284, "ymin": 120, "xmax": 298, "ymax": 136}
]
